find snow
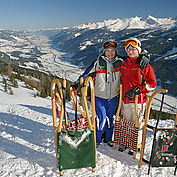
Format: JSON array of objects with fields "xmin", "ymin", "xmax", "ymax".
[
  {"xmin": 23, "ymin": 35, "xmax": 83, "ymax": 81},
  {"xmin": 154, "ymin": 47, "xmax": 177, "ymax": 61},
  {"xmin": 0, "ymin": 32, "xmax": 83, "ymax": 82},
  {"xmin": 0, "ymin": 75, "xmax": 177, "ymax": 176},
  {"xmin": 73, "ymin": 16, "xmax": 176, "ymax": 32},
  {"xmin": 80, "ymin": 41, "xmax": 93, "ymax": 50},
  {"xmin": 151, "ymin": 92, "xmax": 177, "ymax": 114},
  {"xmin": 74, "ymin": 33, "xmax": 81, "ymax": 37},
  {"xmin": 59, "ymin": 129, "xmax": 91, "ymax": 149}
]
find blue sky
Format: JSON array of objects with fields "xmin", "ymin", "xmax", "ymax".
[{"xmin": 0, "ymin": 0, "xmax": 176, "ymax": 30}]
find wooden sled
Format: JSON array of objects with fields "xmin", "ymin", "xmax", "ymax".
[
  {"xmin": 113, "ymin": 85, "xmax": 168, "ymax": 160},
  {"xmin": 139, "ymin": 91, "xmax": 177, "ymax": 175},
  {"xmin": 113, "ymin": 84, "xmax": 148, "ymax": 159},
  {"xmin": 51, "ymin": 77, "xmax": 96, "ymax": 176}
]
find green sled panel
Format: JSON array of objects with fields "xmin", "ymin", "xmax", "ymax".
[{"xmin": 57, "ymin": 128, "xmax": 96, "ymax": 171}]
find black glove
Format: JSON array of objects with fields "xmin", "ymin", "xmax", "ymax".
[
  {"xmin": 136, "ymin": 51, "xmax": 150, "ymax": 69},
  {"xmin": 124, "ymin": 87, "xmax": 141, "ymax": 100}
]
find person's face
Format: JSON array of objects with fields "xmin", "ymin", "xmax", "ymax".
[
  {"xmin": 105, "ymin": 49, "xmax": 116, "ymax": 60},
  {"xmin": 126, "ymin": 45, "xmax": 139, "ymax": 58}
]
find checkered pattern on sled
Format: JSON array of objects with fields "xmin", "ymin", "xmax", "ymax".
[
  {"xmin": 114, "ymin": 119, "xmax": 139, "ymax": 152},
  {"xmin": 55, "ymin": 95, "xmax": 89, "ymax": 130},
  {"xmin": 67, "ymin": 117, "xmax": 89, "ymax": 130},
  {"xmin": 58, "ymin": 110, "xmax": 89, "ymax": 130}
]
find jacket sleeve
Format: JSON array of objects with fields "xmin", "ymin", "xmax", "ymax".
[
  {"xmin": 78, "ymin": 59, "xmax": 97, "ymax": 82},
  {"xmin": 140, "ymin": 65, "xmax": 157, "ymax": 93}
]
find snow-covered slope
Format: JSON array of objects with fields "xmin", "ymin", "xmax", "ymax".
[
  {"xmin": 0, "ymin": 31, "xmax": 83, "ymax": 82},
  {"xmin": 0, "ymin": 75, "xmax": 176, "ymax": 177}
]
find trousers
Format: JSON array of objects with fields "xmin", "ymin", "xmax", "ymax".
[
  {"xmin": 122, "ymin": 102, "xmax": 146, "ymax": 144},
  {"xmin": 95, "ymin": 96, "xmax": 118, "ymax": 143}
]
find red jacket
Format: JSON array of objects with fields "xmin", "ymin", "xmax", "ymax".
[{"xmin": 120, "ymin": 57, "xmax": 157, "ymax": 104}]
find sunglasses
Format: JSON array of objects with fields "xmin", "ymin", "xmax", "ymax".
[
  {"xmin": 104, "ymin": 41, "xmax": 117, "ymax": 48},
  {"xmin": 124, "ymin": 39, "xmax": 140, "ymax": 48},
  {"xmin": 126, "ymin": 48, "xmax": 137, "ymax": 52}
]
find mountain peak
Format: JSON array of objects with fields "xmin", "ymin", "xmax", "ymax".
[
  {"xmin": 147, "ymin": 15, "xmax": 157, "ymax": 20},
  {"xmin": 72, "ymin": 16, "xmax": 176, "ymax": 32},
  {"xmin": 145, "ymin": 15, "xmax": 158, "ymax": 25}
]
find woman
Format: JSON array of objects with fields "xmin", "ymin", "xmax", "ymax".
[{"xmin": 119, "ymin": 37, "xmax": 157, "ymax": 154}]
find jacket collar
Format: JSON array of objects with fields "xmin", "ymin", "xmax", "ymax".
[
  {"xmin": 100, "ymin": 55, "xmax": 121, "ymax": 63},
  {"xmin": 127, "ymin": 57, "xmax": 139, "ymax": 62}
]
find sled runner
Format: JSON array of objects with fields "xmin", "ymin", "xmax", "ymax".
[
  {"xmin": 138, "ymin": 90, "xmax": 177, "ymax": 175},
  {"xmin": 51, "ymin": 77, "xmax": 96, "ymax": 176}
]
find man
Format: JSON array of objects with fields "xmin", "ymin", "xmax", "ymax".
[{"xmin": 78, "ymin": 40, "xmax": 123, "ymax": 147}]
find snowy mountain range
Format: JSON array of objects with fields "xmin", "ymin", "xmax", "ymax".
[
  {"xmin": 73, "ymin": 15, "xmax": 177, "ymax": 31},
  {"xmin": 0, "ymin": 15, "xmax": 177, "ymax": 96},
  {"xmin": 46, "ymin": 15, "xmax": 177, "ymax": 64}
]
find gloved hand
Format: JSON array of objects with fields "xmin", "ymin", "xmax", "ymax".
[
  {"xmin": 124, "ymin": 86, "xmax": 141, "ymax": 100},
  {"xmin": 136, "ymin": 51, "xmax": 150, "ymax": 69}
]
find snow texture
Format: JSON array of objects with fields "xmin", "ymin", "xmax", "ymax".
[{"xmin": 59, "ymin": 129, "xmax": 91, "ymax": 149}]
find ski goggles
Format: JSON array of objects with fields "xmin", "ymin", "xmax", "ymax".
[
  {"xmin": 103, "ymin": 41, "xmax": 117, "ymax": 49},
  {"xmin": 124, "ymin": 39, "xmax": 141, "ymax": 48}
]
